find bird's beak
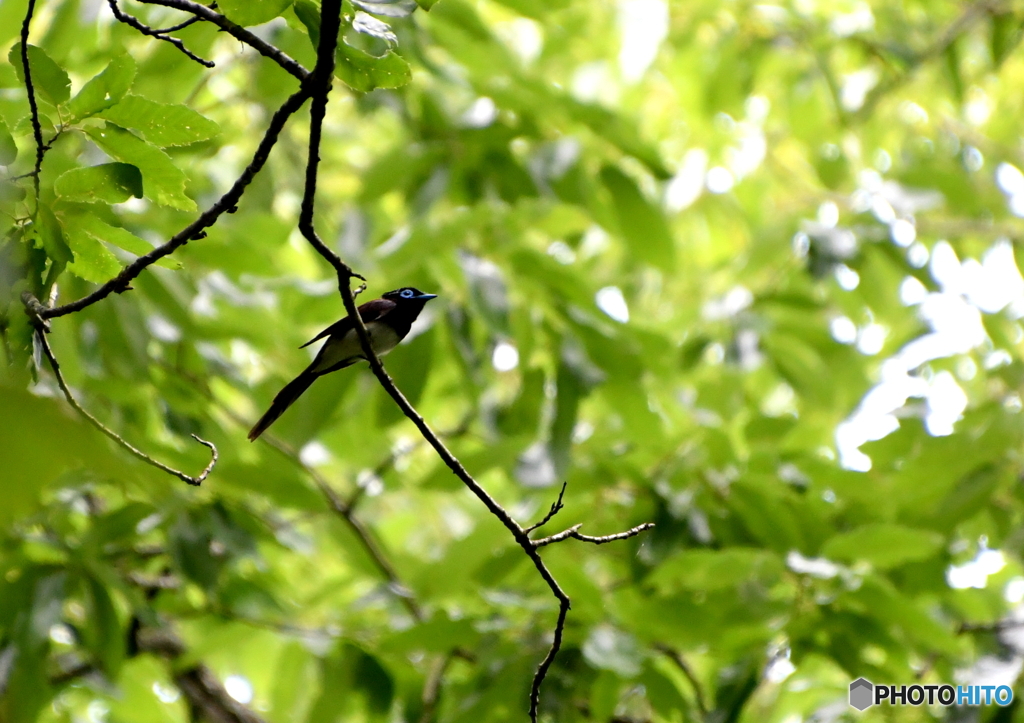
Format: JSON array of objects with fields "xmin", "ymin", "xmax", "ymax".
[{"xmin": 416, "ymin": 293, "xmax": 438, "ymax": 300}]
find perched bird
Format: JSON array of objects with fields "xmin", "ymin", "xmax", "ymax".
[{"xmin": 248, "ymin": 287, "xmax": 437, "ymax": 441}]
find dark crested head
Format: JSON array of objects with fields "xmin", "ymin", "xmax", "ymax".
[{"xmin": 384, "ymin": 287, "xmax": 438, "ymax": 303}]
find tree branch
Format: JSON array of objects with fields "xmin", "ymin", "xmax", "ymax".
[
  {"xmin": 29, "ymin": 320, "xmax": 218, "ymax": 486},
  {"xmin": 532, "ymin": 522, "xmax": 655, "ymax": 549},
  {"xmin": 525, "ymin": 481, "xmax": 567, "ymax": 533},
  {"xmin": 40, "ymin": 84, "xmax": 312, "ymax": 319},
  {"xmin": 134, "ymin": 628, "xmax": 267, "ymax": 723},
  {"xmin": 106, "ymin": 0, "xmax": 215, "ymax": 67},
  {"xmin": 656, "ymin": 645, "xmax": 709, "ymax": 720},
  {"xmin": 19, "ymin": 0, "xmax": 44, "ymax": 204},
  {"xmin": 138, "ymin": 0, "xmax": 310, "ymax": 80},
  {"xmin": 279, "ymin": 1, "xmax": 656, "ymax": 717},
  {"xmin": 853, "ymin": 0, "xmax": 1003, "ymax": 120}
]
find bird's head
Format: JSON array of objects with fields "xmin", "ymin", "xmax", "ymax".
[{"xmin": 383, "ymin": 287, "xmax": 438, "ymax": 303}]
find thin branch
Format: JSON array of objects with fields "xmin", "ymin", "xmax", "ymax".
[
  {"xmin": 532, "ymin": 522, "xmax": 656, "ymax": 549},
  {"xmin": 106, "ymin": 0, "xmax": 214, "ymax": 67},
  {"xmin": 160, "ymin": 361, "xmax": 428, "ymax": 620},
  {"xmin": 296, "ymin": 0, "xmax": 363, "ymax": 291},
  {"xmin": 294, "ymin": 3, "xmax": 651, "ymax": 720},
  {"xmin": 656, "ymin": 645, "xmax": 709, "ymax": 719},
  {"xmin": 150, "ymin": 10, "xmax": 206, "ymax": 33},
  {"xmin": 853, "ymin": 0, "xmax": 1002, "ymax": 120},
  {"xmin": 344, "ymin": 410, "xmax": 474, "ymax": 512},
  {"xmin": 138, "ymin": 0, "xmax": 310, "ymax": 80},
  {"xmin": 40, "ymin": 85, "xmax": 312, "ymax": 319},
  {"xmin": 313, "ymin": 462, "xmax": 425, "ymax": 621},
  {"xmin": 525, "ymin": 481, "xmax": 567, "ymax": 533},
  {"xmin": 134, "ymin": 628, "xmax": 267, "ymax": 723},
  {"xmin": 418, "ymin": 652, "xmax": 453, "ymax": 723},
  {"xmin": 29, "ymin": 323, "xmax": 217, "ymax": 486},
  {"xmin": 19, "ymin": 0, "xmax": 44, "ymax": 205}
]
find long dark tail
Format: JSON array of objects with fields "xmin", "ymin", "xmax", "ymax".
[{"xmin": 248, "ymin": 370, "xmax": 317, "ymax": 441}]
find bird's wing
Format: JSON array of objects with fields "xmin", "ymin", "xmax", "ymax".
[{"xmin": 299, "ymin": 298, "xmax": 397, "ymax": 348}]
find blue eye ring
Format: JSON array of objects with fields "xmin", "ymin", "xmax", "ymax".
[{"xmin": 401, "ymin": 289, "xmax": 414, "ymax": 298}]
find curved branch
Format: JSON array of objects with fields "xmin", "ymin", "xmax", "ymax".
[
  {"xmin": 139, "ymin": 0, "xmax": 310, "ymax": 80},
  {"xmin": 40, "ymin": 84, "xmax": 312, "ymax": 319},
  {"xmin": 292, "ymin": 4, "xmax": 652, "ymax": 720},
  {"xmin": 30, "ymin": 323, "xmax": 217, "ymax": 486},
  {"xmin": 106, "ymin": 0, "xmax": 214, "ymax": 67}
]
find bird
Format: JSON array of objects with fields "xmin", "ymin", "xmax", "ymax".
[{"xmin": 248, "ymin": 287, "xmax": 437, "ymax": 441}]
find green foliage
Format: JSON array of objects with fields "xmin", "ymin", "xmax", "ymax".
[{"xmin": 6, "ymin": 1, "xmax": 1024, "ymax": 722}]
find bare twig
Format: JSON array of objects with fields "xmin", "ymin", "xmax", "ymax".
[
  {"xmin": 532, "ymin": 522, "xmax": 656, "ymax": 549},
  {"xmin": 29, "ymin": 323, "xmax": 218, "ymax": 486},
  {"xmin": 19, "ymin": 0, "xmax": 43, "ymax": 204},
  {"xmin": 138, "ymin": 0, "xmax": 310, "ymax": 80},
  {"xmin": 525, "ymin": 481, "xmax": 567, "ymax": 533},
  {"xmin": 106, "ymin": 0, "xmax": 214, "ymax": 67},
  {"xmin": 149, "ymin": 10, "xmax": 206, "ymax": 33},
  {"xmin": 41, "ymin": 85, "xmax": 312, "ymax": 319}
]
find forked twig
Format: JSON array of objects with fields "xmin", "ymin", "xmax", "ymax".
[
  {"xmin": 138, "ymin": 0, "xmax": 310, "ymax": 80},
  {"xmin": 106, "ymin": 0, "xmax": 214, "ymax": 67},
  {"xmin": 525, "ymin": 481, "xmax": 567, "ymax": 533}
]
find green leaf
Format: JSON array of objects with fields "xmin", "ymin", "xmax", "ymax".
[
  {"xmin": 381, "ymin": 613, "xmax": 478, "ymax": 653},
  {"xmin": 335, "ymin": 43, "xmax": 412, "ymax": 92},
  {"xmin": 66, "ymin": 55, "xmax": 136, "ymax": 122},
  {"xmin": 0, "ymin": 0, "xmax": 28, "ymax": 48},
  {"xmin": 599, "ymin": 166, "xmax": 675, "ymax": 271},
  {"xmin": 99, "ymin": 95, "xmax": 220, "ymax": 147},
  {"xmin": 415, "ymin": 0, "xmax": 440, "ymax": 8},
  {"xmin": 0, "ymin": 386, "xmax": 125, "ymax": 528},
  {"xmin": 218, "ymin": 0, "xmax": 293, "ymax": 26},
  {"xmin": 0, "ymin": 116, "xmax": 16, "ymax": 166},
  {"xmin": 352, "ymin": 647, "xmax": 394, "ymax": 714},
  {"xmin": 648, "ymin": 548, "xmax": 783, "ymax": 592},
  {"xmin": 991, "ymin": 12, "xmax": 1024, "ymax": 68},
  {"xmin": 33, "ymin": 203, "xmax": 72, "ymax": 283},
  {"xmin": 85, "ymin": 124, "xmax": 196, "ymax": 211},
  {"xmin": 294, "ymin": 0, "xmax": 321, "ymax": 46},
  {"xmin": 8, "ymin": 43, "xmax": 70, "ymax": 105},
  {"xmin": 582, "ymin": 625, "xmax": 642, "ymax": 677},
  {"xmin": 54, "ymin": 163, "xmax": 143, "ymax": 204},
  {"xmin": 72, "ymin": 212, "xmax": 181, "ymax": 269},
  {"xmin": 64, "ymin": 218, "xmax": 122, "ymax": 283},
  {"xmin": 82, "ymin": 573, "xmax": 124, "ymax": 675},
  {"xmin": 821, "ymin": 524, "xmax": 943, "ymax": 569},
  {"xmin": 567, "ymin": 101, "xmax": 671, "ymax": 179}
]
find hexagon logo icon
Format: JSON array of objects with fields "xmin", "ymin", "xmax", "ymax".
[{"xmin": 849, "ymin": 678, "xmax": 874, "ymax": 711}]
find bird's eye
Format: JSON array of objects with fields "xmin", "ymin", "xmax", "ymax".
[{"xmin": 401, "ymin": 289, "xmax": 414, "ymax": 298}]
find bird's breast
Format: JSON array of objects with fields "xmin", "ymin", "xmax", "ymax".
[{"xmin": 310, "ymin": 321, "xmax": 401, "ymax": 374}]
